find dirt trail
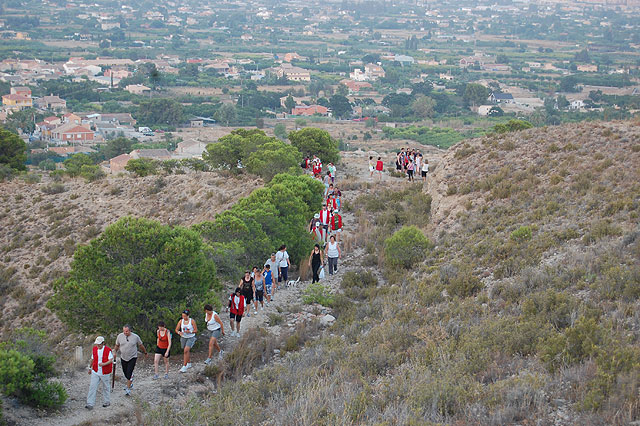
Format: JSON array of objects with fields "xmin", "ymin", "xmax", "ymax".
[{"xmin": 2, "ymin": 150, "xmax": 443, "ymax": 426}]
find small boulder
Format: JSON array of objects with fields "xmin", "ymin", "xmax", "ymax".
[{"xmin": 320, "ymin": 314, "xmax": 336, "ymax": 327}]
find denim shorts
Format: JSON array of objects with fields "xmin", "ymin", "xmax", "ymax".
[{"xmin": 205, "ymin": 329, "xmax": 221, "ymax": 339}]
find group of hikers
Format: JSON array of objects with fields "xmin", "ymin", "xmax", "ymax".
[
  {"xmin": 86, "ymin": 154, "xmax": 346, "ymax": 410},
  {"xmin": 396, "ymin": 148, "xmax": 429, "ymax": 182}
]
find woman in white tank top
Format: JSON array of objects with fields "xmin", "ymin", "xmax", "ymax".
[
  {"xmin": 175, "ymin": 310, "xmax": 197, "ymax": 373},
  {"xmin": 204, "ymin": 304, "xmax": 224, "ymax": 364},
  {"xmin": 325, "ymin": 235, "xmax": 341, "ymax": 276}
]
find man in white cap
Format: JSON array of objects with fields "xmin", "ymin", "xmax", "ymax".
[
  {"xmin": 309, "ymin": 212, "xmax": 322, "ymax": 243},
  {"xmin": 86, "ymin": 336, "xmax": 114, "ymax": 410}
]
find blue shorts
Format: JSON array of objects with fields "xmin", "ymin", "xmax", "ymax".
[{"xmin": 265, "ymin": 283, "xmax": 272, "ymax": 295}]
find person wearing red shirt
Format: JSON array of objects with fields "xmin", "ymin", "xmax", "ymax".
[
  {"xmin": 86, "ymin": 336, "xmax": 114, "ymax": 410},
  {"xmin": 228, "ymin": 287, "xmax": 245, "ymax": 337},
  {"xmin": 330, "ymin": 209, "xmax": 343, "ymax": 242},
  {"xmin": 375, "ymin": 156, "xmax": 384, "ymax": 181}
]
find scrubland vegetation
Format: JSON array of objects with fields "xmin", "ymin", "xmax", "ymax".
[{"xmin": 142, "ymin": 121, "xmax": 640, "ymax": 424}]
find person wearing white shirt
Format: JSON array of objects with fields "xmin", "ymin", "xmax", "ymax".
[{"xmin": 86, "ymin": 336, "xmax": 114, "ymax": 410}]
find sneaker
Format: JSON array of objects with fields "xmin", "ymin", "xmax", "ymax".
[
  {"xmin": 218, "ymin": 350, "xmax": 224, "ymax": 360},
  {"xmin": 85, "ymin": 405, "xmax": 93, "ymax": 410},
  {"xmin": 164, "ymin": 374, "xmax": 169, "ymax": 379},
  {"xmin": 204, "ymin": 358, "xmax": 212, "ymax": 365},
  {"xmin": 125, "ymin": 388, "xmax": 131, "ymax": 396},
  {"xmin": 186, "ymin": 363, "xmax": 192, "ymax": 369},
  {"xmin": 153, "ymin": 374, "xmax": 159, "ymax": 380},
  {"xmin": 179, "ymin": 365, "xmax": 187, "ymax": 373},
  {"xmin": 102, "ymin": 402, "xmax": 110, "ymax": 408},
  {"xmin": 246, "ymin": 311, "xmax": 250, "ymax": 317},
  {"xmin": 254, "ymin": 309, "xmax": 258, "ymax": 315}
]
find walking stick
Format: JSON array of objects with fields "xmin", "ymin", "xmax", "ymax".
[{"xmin": 111, "ymin": 355, "xmax": 116, "ymax": 392}]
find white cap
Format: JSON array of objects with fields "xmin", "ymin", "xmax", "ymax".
[
  {"xmin": 94, "ymin": 336, "xmax": 105, "ymax": 345},
  {"xmin": 314, "ymin": 213, "xmax": 320, "ymax": 218}
]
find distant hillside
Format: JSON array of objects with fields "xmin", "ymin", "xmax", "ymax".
[{"xmin": 0, "ymin": 173, "xmax": 260, "ymax": 348}]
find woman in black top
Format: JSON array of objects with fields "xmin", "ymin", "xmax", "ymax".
[
  {"xmin": 308, "ymin": 244, "xmax": 324, "ymax": 284},
  {"xmin": 239, "ymin": 271, "xmax": 254, "ymax": 317}
]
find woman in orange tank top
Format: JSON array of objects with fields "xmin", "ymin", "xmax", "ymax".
[{"xmin": 153, "ymin": 321, "xmax": 172, "ymax": 379}]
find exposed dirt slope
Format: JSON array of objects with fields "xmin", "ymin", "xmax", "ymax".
[{"xmin": 0, "ymin": 173, "xmax": 261, "ymax": 342}]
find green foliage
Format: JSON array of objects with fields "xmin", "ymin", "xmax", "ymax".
[
  {"xmin": 383, "ymin": 125, "xmax": 484, "ymax": 149},
  {"xmin": 125, "ymin": 158, "xmax": 158, "ymax": 177},
  {"xmin": 0, "ymin": 127, "xmax": 27, "ymax": 171},
  {"xmin": 302, "ymin": 282, "xmax": 334, "ymax": 305},
  {"xmin": 0, "ymin": 164, "xmax": 14, "ymax": 182},
  {"xmin": 194, "ymin": 174, "xmax": 323, "ymax": 274},
  {"xmin": 340, "ymin": 271, "xmax": 379, "ymax": 300},
  {"xmin": 63, "ymin": 153, "xmax": 93, "ymax": 177},
  {"xmin": 440, "ymin": 264, "xmax": 483, "ymax": 298},
  {"xmin": 510, "ymin": 225, "xmax": 532, "ymax": 242},
  {"xmin": 288, "ymin": 128, "xmax": 340, "ymax": 164},
  {"xmin": 492, "ymin": 119, "xmax": 533, "ymax": 134},
  {"xmin": 384, "ymin": 226, "xmax": 431, "ymax": 269},
  {"xmin": 80, "ymin": 164, "xmax": 106, "ymax": 182},
  {"xmin": 245, "ymin": 140, "xmax": 302, "ymax": 182},
  {"xmin": 0, "ymin": 349, "xmax": 34, "ymax": 395},
  {"xmin": 38, "ymin": 159, "xmax": 56, "ymax": 171},
  {"xmin": 463, "ymin": 83, "xmax": 489, "ymax": 107},
  {"xmin": 48, "ymin": 216, "xmax": 220, "ymax": 345},
  {"xmin": 0, "ymin": 328, "xmax": 67, "ymax": 409},
  {"xmin": 203, "ymin": 129, "xmax": 273, "ymax": 173},
  {"xmin": 137, "ymin": 98, "xmax": 184, "ymax": 127},
  {"xmin": 213, "ymin": 104, "xmax": 237, "ymax": 127},
  {"xmin": 274, "ymin": 123, "xmax": 287, "ymax": 140}
]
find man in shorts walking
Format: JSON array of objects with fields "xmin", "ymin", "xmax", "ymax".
[{"xmin": 114, "ymin": 325, "xmax": 147, "ymax": 396}]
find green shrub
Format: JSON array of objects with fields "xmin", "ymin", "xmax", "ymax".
[
  {"xmin": 302, "ymin": 282, "xmax": 334, "ymax": 306},
  {"xmin": 0, "ymin": 349, "xmax": 34, "ymax": 395},
  {"xmin": 492, "ymin": 119, "xmax": 533, "ymax": 134},
  {"xmin": 510, "ymin": 225, "xmax": 532, "ymax": 242},
  {"xmin": 0, "ymin": 164, "xmax": 14, "ymax": 182},
  {"xmin": 63, "ymin": 153, "xmax": 93, "ymax": 177},
  {"xmin": 440, "ymin": 264, "xmax": 483, "ymax": 298},
  {"xmin": 245, "ymin": 140, "xmax": 302, "ymax": 182},
  {"xmin": 384, "ymin": 226, "xmax": 431, "ymax": 269},
  {"xmin": 79, "ymin": 164, "xmax": 106, "ymax": 182},
  {"xmin": 125, "ymin": 158, "xmax": 158, "ymax": 177},
  {"xmin": 288, "ymin": 128, "xmax": 340, "ymax": 164},
  {"xmin": 41, "ymin": 183, "xmax": 66, "ymax": 194},
  {"xmin": 48, "ymin": 216, "xmax": 220, "ymax": 345},
  {"xmin": 341, "ymin": 271, "xmax": 379, "ymax": 300}
]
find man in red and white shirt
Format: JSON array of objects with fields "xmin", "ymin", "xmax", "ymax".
[
  {"xmin": 330, "ymin": 209, "xmax": 343, "ymax": 242},
  {"xmin": 319, "ymin": 204, "xmax": 331, "ymax": 243},
  {"xmin": 86, "ymin": 336, "xmax": 114, "ymax": 410}
]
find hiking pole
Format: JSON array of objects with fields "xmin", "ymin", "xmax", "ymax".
[{"xmin": 111, "ymin": 355, "xmax": 116, "ymax": 392}]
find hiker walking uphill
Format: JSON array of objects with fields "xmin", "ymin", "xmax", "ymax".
[
  {"xmin": 204, "ymin": 304, "xmax": 224, "ymax": 364},
  {"xmin": 153, "ymin": 322, "xmax": 171, "ymax": 380},
  {"xmin": 276, "ymin": 245, "xmax": 290, "ymax": 288},
  {"xmin": 264, "ymin": 253, "xmax": 279, "ymax": 297},
  {"xmin": 228, "ymin": 287, "xmax": 245, "ymax": 337},
  {"xmin": 175, "ymin": 310, "xmax": 197, "ymax": 373},
  {"xmin": 114, "ymin": 325, "xmax": 147, "ymax": 396},
  {"xmin": 308, "ymin": 244, "xmax": 324, "ymax": 284},
  {"xmin": 252, "ymin": 266, "xmax": 266, "ymax": 311},
  {"xmin": 85, "ymin": 336, "xmax": 113, "ymax": 410},
  {"xmin": 239, "ymin": 270, "xmax": 254, "ymax": 317}
]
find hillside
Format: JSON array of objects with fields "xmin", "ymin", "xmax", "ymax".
[
  {"xmin": 137, "ymin": 120, "xmax": 640, "ymax": 424},
  {"xmin": 1, "ymin": 120, "xmax": 639, "ymax": 425},
  {"xmin": 0, "ymin": 173, "xmax": 261, "ymax": 347}
]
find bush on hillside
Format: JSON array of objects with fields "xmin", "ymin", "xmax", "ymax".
[
  {"xmin": 492, "ymin": 119, "xmax": 533, "ymax": 134},
  {"xmin": 384, "ymin": 226, "xmax": 431, "ymax": 269},
  {"xmin": 302, "ymin": 282, "xmax": 334, "ymax": 305},
  {"xmin": 288, "ymin": 128, "xmax": 340, "ymax": 164},
  {"xmin": 125, "ymin": 158, "xmax": 158, "ymax": 177},
  {"xmin": 0, "ymin": 328, "xmax": 67, "ymax": 409},
  {"xmin": 0, "ymin": 127, "xmax": 27, "ymax": 171},
  {"xmin": 63, "ymin": 153, "xmax": 93, "ymax": 177},
  {"xmin": 203, "ymin": 129, "xmax": 274, "ymax": 173},
  {"xmin": 80, "ymin": 164, "xmax": 106, "ymax": 182},
  {"xmin": 245, "ymin": 141, "xmax": 302, "ymax": 182},
  {"xmin": 48, "ymin": 216, "xmax": 220, "ymax": 345}
]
